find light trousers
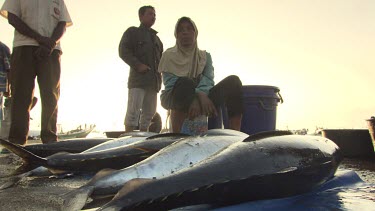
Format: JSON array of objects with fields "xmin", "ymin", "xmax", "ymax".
[{"xmin": 125, "ymin": 88, "xmax": 157, "ymax": 130}]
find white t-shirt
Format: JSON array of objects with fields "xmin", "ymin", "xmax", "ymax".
[{"xmin": 0, "ymin": 0, "xmax": 73, "ymax": 51}]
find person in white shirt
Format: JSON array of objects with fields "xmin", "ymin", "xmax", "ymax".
[{"xmin": 0, "ymin": 0, "xmax": 72, "ymax": 145}]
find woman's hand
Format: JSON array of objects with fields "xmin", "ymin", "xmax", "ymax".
[
  {"xmin": 188, "ymin": 97, "xmax": 201, "ymax": 120},
  {"xmin": 197, "ymin": 92, "xmax": 217, "ymax": 117}
]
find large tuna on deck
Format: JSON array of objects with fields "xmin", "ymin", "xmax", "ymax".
[{"xmin": 98, "ymin": 134, "xmax": 342, "ymax": 211}]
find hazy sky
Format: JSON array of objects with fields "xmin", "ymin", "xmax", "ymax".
[{"xmin": 1, "ymin": 0, "xmax": 374, "ymax": 132}]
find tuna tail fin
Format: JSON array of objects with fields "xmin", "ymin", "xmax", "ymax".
[
  {"xmin": 243, "ymin": 130, "xmax": 293, "ymax": 142},
  {"xmin": 0, "ymin": 139, "xmax": 47, "ymax": 174},
  {"xmin": 61, "ymin": 185, "xmax": 95, "ymax": 211}
]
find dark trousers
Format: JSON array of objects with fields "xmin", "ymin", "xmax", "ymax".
[
  {"xmin": 162, "ymin": 75, "xmax": 243, "ymax": 118},
  {"xmin": 9, "ymin": 46, "xmax": 61, "ymax": 145}
]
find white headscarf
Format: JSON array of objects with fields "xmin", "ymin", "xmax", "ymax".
[{"xmin": 158, "ymin": 17, "xmax": 206, "ymax": 78}]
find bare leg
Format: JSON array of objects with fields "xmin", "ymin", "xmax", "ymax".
[
  {"xmin": 228, "ymin": 115, "xmax": 242, "ymax": 131},
  {"xmin": 170, "ymin": 110, "xmax": 187, "ymax": 133}
]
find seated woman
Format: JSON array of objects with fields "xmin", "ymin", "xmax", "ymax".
[{"xmin": 159, "ymin": 17, "xmax": 243, "ymax": 133}]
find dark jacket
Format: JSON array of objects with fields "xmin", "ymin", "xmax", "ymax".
[{"xmin": 119, "ymin": 24, "xmax": 163, "ymax": 91}]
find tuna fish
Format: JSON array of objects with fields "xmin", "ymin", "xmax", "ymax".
[
  {"xmin": 97, "ymin": 134, "xmax": 342, "ymax": 211},
  {"xmin": 61, "ymin": 130, "xmax": 248, "ymax": 211},
  {"xmin": 0, "ymin": 133, "xmax": 189, "ymax": 176}
]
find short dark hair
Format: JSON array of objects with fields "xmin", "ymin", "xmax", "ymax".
[{"xmin": 139, "ymin": 5, "xmax": 154, "ymax": 16}]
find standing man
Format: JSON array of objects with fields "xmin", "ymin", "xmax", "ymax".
[
  {"xmin": 1, "ymin": 0, "xmax": 72, "ymax": 145},
  {"xmin": 119, "ymin": 5, "xmax": 163, "ymax": 132}
]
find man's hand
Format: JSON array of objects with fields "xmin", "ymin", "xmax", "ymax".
[
  {"xmin": 37, "ymin": 36, "xmax": 56, "ymax": 50},
  {"xmin": 135, "ymin": 63, "xmax": 151, "ymax": 73},
  {"xmin": 34, "ymin": 45, "xmax": 53, "ymax": 60}
]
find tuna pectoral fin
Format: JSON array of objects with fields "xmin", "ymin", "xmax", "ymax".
[
  {"xmin": 277, "ymin": 167, "xmax": 298, "ymax": 174},
  {"xmin": 88, "ymin": 168, "xmax": 117, "ymax": 184},
  {"xmin": 10, "ymin": 163, "xmax": 40, "ymax": 176},
  {"xmin": 243, "ymin": 130, "xmax": 293, "ymax": 142},
  {"xmin": 0, "ymin": 171, "xmax": 32, "ymax": 190},
  {"xmin": 0, "ymin": 166, "xmax": 51, "ymax": 189},
  {"xmin": 113, "ymin": 178, "xmax": 153, "ymax": 200},
  {"xmin": 99, "ymin": 178, "xmax": 153, "ymax": 210},
  {"xmin": 61, "ymin": 186, "xmax": 95, "ymax": 211}
]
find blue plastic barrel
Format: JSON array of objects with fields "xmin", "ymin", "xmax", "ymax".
[
  {"xmin": 208, "ymin": 85, "xmax": 282, "ymax": 135},
  {"xmin": 240, "ymin": 85, "xmax": 282, "ymax": 135}
]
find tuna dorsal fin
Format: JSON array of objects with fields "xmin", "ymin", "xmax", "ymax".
[{"xmin": 243, "ymin": 130, "xmax": 293, "ymax": 142}]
